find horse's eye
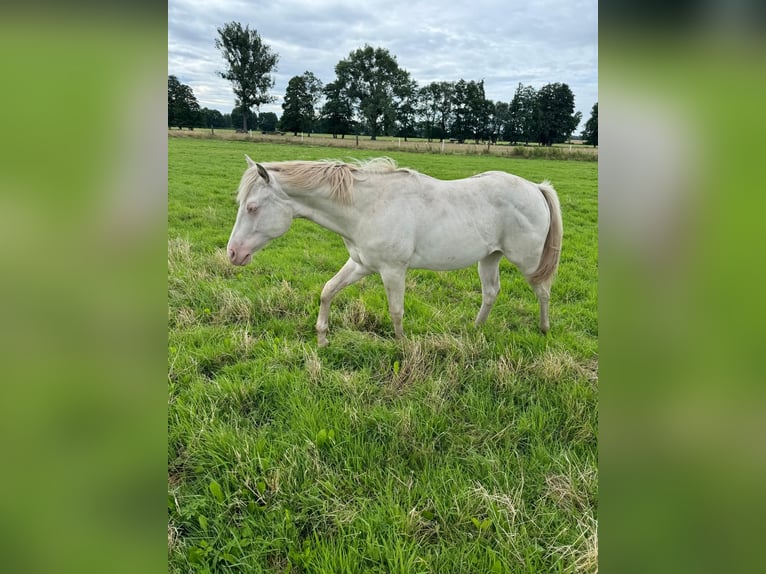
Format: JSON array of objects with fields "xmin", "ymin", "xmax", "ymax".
[{"xmin": 246, "ymin": 203, "xmax": 259, "ymax": 215}]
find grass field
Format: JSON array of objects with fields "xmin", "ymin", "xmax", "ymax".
[{"xmin": 168, "ymin": 136, "xmax": 598, "ymax": 573}]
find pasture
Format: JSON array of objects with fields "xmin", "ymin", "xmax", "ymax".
[
  {"xmin": 169, "ymin": 128, "xmax": 599, "ymax": 161},
  {"xmin": 168, "ymin": 136, "xmax": 598, "ymax": 572}
]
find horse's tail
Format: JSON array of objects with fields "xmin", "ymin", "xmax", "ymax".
[{"xmin": 528, "ymin": 180, "xmax": 563, "ymax": 285}]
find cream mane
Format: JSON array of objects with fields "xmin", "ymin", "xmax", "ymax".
[{"xmin": 237, "ymin": 157, "xmax": 411, "ymax": 204}]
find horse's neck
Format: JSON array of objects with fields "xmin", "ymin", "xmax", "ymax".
[{"xmin": 289, "ymin": 192, "xmax": 360, "ymax": 238}]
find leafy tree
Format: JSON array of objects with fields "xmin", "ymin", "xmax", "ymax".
[
  {"xmin": 395, "ymin": 79, "xmax": 420, "ymax": 141},
  {"xmin": 281, "ymin": 76, "xmax": 310, "ymax": 135},
  {"xmin": 450, "ymin": 79, "xmax": 470, "ymax": 142},
  {"xmin": 467, "ymin": 81, "xmax": 492, "ymax": 143},
  {"xmin": 321, "ymin": 80, "xmax": 354, "ymax": 139},
  {"xmin": 450, "ymin": 79, "xmax": 491, "ymax": 143},
  {"xmin": 418, "ymin": 83, "xmax": 440, "ymax": 142},
  {"xmin": 280, "ymin": 72, "xmax": 323, "ymax": 136},
  {"xmin": 258, "ymin": 112, "xmax": 279, "ymax": 132},
  {"xmin": 489, "ymin": 101, "xmax": 510, "ymax": 144},
  {"xmin": 302, "ymin": 72, "xmax": 324, "ymax": 112},
  {"xmin": 200, "ymin": 107, "xmax": 226, "ymax": 129},
  {"xmin": 334, "ymin": 45, "xmax": 412, "ymax": 140},
  {"xmin": 536, "ymin": 82, "xmax": 581, "ymax": 146},
  {"xmin": 215, "ymin": 22, "xmax": 279, "ymax": 132},
  {"xmin": 432, "ymin": 82, "xmax": 455, "ymax": 142},
  {"xmin": 168, "ymin": 75, "xmax": 201, "ymax": 129},
  {"xmin": 507, "ymin": 83, "xmax": 539, "ymax": 144},
  {"xmin": 581, "ymin": 102, "xmax": 598, "ymax": 146},
  {"xmin": 230, "ymin": 106, "xmax": 258, "ymax": 132}
]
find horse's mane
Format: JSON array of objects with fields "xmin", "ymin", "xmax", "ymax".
[{"xmin": 238, "ymin": 157, "xmax": 411, "ymax": 204}]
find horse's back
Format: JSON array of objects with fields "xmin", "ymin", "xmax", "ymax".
[{"xmin": 360, "ymin": 170, "xmax": 551, "ymax": 272}]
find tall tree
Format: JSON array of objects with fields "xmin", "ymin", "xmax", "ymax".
[
  {"xmin": 466, "ymin": 80, "xmax": 492, "ymax": 143},
  {"xmin": 280, "ymin": 72, "xmax": 323, "ymax": 136},
  {"xmin": 581, "ymin": 102, "xmax": 598, "ymax": 146},
  {"xmin": 302, "ymin": 71, "xmax": 324, "ymax": 115},
  {"xmin": 215, "ymin": 22, "xmax": 279, "ymax": 132},
  {"xmin": 489, "ymin": 101, "xmax": 510, "ymax": 144},
  {"xmin": 536, "ymin": 82, "xmax": 581, "ymax": 146},
  {"xmin": 321, "ymin": 80, "xmax": 354, "ymax": 139},
  {"xmin": 230, "ymin": 106, "xmax": 258, "ymax": 132},
  {"xmin": 450, "ymin": 79, "xmax": 470, "ymax": 142},
  {"xmin": 200, "ymin": 107, "xmax": 226, "ymax": 129},
  {"xmin": 333, "ymin": 45, "xmax": 412, "ymax": 140},
  {"xmin": 507, "ymin": 83, "xmax": 539, "ymax": 145},
  {"xmin": 433, "ymin": 82, "xmax": 455, "ymax": 142},
  {"xmin": 168, "ymin": 75, "xmax": 201, "ymax": 129},
  {"xmin": 395, "ymin": 79, "xmax": 420, "ymax": 141},
  {"xmin": 418, "ymin": 83, "xmax": 440, "ymax": 142},
  {"xmin": 450, "ymin": 79, "xmax": 491, "ymax": 143},
  {"xmin": 258, "ymin": 112, "xmax": 279, "ymax": 132}
]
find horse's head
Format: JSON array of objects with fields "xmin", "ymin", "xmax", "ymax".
[{"xmin": 227, "ymin": 155, "xmax": 294, "ymax": 265}]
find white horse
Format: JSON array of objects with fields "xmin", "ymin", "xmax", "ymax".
[{"xmin": 227, "ymin": 156, "xmax": 562, "ymax": 346}]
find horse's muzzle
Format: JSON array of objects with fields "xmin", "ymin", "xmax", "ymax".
[{"xmin": 227, "ymin": 245, "xmax": 252, "ymax": 266}]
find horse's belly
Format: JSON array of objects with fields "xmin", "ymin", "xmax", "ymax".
[{"xmin": 409, "ymin": 243, "xmax": 492, "ymax": 271}]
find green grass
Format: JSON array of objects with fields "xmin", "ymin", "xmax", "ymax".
[{"xmin": 168, "ymin": 137, "xmax": 598, "ymax": 573}]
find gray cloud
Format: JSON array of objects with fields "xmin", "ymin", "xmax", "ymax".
[{"xmin": 168, "ymin": 0, "xmax": 597, "ymax": 128}]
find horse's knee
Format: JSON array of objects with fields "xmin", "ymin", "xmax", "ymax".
[{"xmin": 319, "ymin": 287, "xmax": 333, "ymax": 307}]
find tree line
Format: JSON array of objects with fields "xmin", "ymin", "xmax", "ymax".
[{"xmin": 168, "ymin": 22, "xmax": 597, "ymax": 147}]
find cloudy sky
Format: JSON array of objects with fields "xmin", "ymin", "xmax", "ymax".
[{"xmin": 168, "ymin": 0, "xmax": 597, "ymax": 129}]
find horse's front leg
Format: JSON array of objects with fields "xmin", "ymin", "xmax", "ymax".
[
  {"xmin": 316, "ymin": 258, "xmax": 371, "ymax": 346},
  {"xmin": 380, "ymin": 266, "xmax": 407, "ymax": 339}
]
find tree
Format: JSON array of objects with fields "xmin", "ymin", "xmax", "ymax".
[
  {"xmin": 200, "ymin": 107, "xmax": 226, "ymax": 129},
  {"xmin": 489, "ymin": 101, "xmax": 510, "ymax": 144},
  {"xmin": 334, "ymin": 45, "xmax": 412, "ymax": 140},
  {"xmin": 258, "ymin": 112, "xmax": 279, "ymax": 132},
  {"xmin": 230, "ymin": 106, "xmax": 257, "ymax": 132},
  {"xmin": 466, "ymin": 81, "xmax": 492, "ymax": 143},
  {"xmin": 395, "ymin": 79, "xmax": 420, "ymax": 141},
  {"xmin": 536, "ymin": 82, "xmax": 581, "ymax": 146},
  {"xmin": 215, "ymin": 22, "xmax": 279, "ymax": 132},
  {"xmin": 581, "ymin": 102, "xmax": 598, "ymax": 146},
  {"xmin": 418, "ymin": 83, "xmax": 440, "ymax": 142},
  {"xmin": 433, "ymin": 82, "xmax": 455, "ymax": 142},
  {"xmin": 450, "ymin": 79, "xmax": 491, "ymax": 143},
  {"xmin": 507, "ymin": 83, "xmax": 539, "ymax": 145},
  {"xmin": 302, "ymin": 71, "xmax": 324, "ymax": 123},
  {"xmin": 280, "ymin": 72, "xmax": 323, "ymax": 136},
  {"xmin": 321, "ymin": 80, "xmax": 354, "ymax": 139},
  {"xmin": 168, "ymin": 75, "xmax": 201, "ymax": 129}
]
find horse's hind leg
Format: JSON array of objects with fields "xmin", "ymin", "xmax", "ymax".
[
  {"xmin": 475, "ymin": 252, "xmax": 503, "ymax": 326},
  {"xmin": 316, "ymin": 258, "xmax": 371, "ymax": 346},
  {"xmin": 529, "ymin": 277, "xmax": 552, "ymax": 334},
  {"xmin": 380, "ymin": 266, "xmax": 407, "ymax": 339}
]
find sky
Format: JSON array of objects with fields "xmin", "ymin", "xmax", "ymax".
[{"xmin": 168, "ymin": 0, "xmax": 597, "ymax": 130}]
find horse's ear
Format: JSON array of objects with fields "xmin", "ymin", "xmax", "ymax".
[
  {"xmin": 256, "ymin": 163, "xmax": 270, "ymax": 183},
  {"xmin": 245, "ymin": 154, "xmax": 256, "ymax": 168}
]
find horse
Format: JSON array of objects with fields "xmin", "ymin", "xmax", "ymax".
[{"xmin": 227, "ymin": 155, "xmax": 562, "ymax": 346}]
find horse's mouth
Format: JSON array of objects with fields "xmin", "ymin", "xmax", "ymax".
[
  {"xmin": 233, "ymin": 253, "xmax": 252, "ymax": 266},
  {"xmin": 228, "ymin": 251, "xmax": 253, "ymax": 266}
]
